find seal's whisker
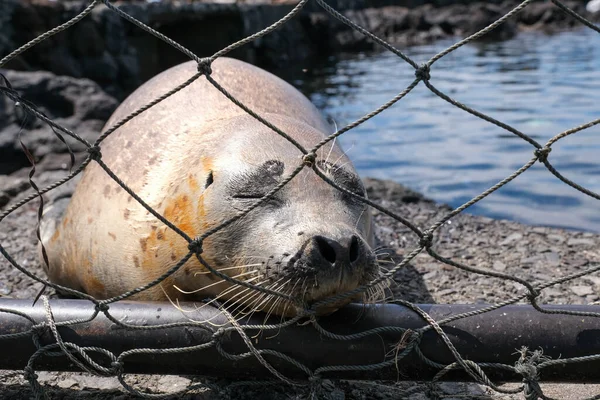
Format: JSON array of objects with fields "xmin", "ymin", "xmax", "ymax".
[
  {"xmin": 193, "ymin": 264, "xmax": 262, "ymax": 276},
  {"xmin": 249, "ymin": 292, "xmax": 286, "ymax": 339},
  {"xmin": 372, "ymin": 245, "xmax": 386, "ymax": 251},
  {"xmin": 324, "ymin": 136, "xmax": 337, "ymax": 165},
  {"xmin": 159, "ymin": 284, "xmax": 190, "ymax": 315},
  {"xmin": 262, "ymin": 279, "xmax": 291, "ymax": 323},
  {"xmin": 222, "ymin": 287, "xmax": 268, "ymax": 319},
  {"xmin": 199, "ymin": 278, "xmax": 267, "ymax": 314},
  {"xmin": 159, "ymin": 285, "xmax": 222, "ymax": 326},
  {"xmin": 354, "ymin": 208, "xmax": 366, "ymax": 230},
  {"xmin": 236, "ymin": 256, "xmax": 278, "ymax": 261},
  {"xmin": 263, "ymin": 296, "xmax": 285, "ymax": 326},
  {"xmin": 266, "ymin": 289, "xmax": 296, "ymax": 339},
  {"xmin": 192, "ymin": 283, "xmax": 272, "ymax": 327},
  {"xmin": 174, "ymin": 270, "xmax": 257, "ymax": 295},
  {"xmin": 364, "ymin": 280, "xmax": 392, "ymax": 305},
  {"xmin": 332, "ymin": 160, "xmax": 352, "ymax": 174},
  {"xmin": 375, "ymin": 259, "xmax": 396, "ymax": 264},
  {"xmin": 251, "ymin": 279, "xmax": 288, "ymax": 314},
  {"xmin": 218, "ymin": 277, "xmax": 285, "ymax": 321},
  {"xmin": 375, "ymin": 252, "xmax": 395, "ymax": 259},
  {"xmin": 244, "ymin": 293, "xmax": 270, "ymax": 323},
  {"xmin": 236, "ymin": 294, "xmax": 266, "ymax": 321},
  {"xmin": 169, "ymin": 278, "xmax": 270, "ymax": 326},
  {"xmin": 169, "ymin": 277, "xmax": 266, "ymax": 323},
  {"xmin": 300, "ymin": 277, "xmax": 309, "ymax": 299},
  {"xmin": 211, "ymin": 278, "xmax": 270, "ymax": 314}
]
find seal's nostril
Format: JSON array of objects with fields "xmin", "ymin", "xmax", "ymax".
[
  {"xmin": 349, "ymin": 236, "xmax": 359, "ymax": 263},
  {"xmin": 315, "ymin": 236, "xmax": 336, "ymax": 264}
]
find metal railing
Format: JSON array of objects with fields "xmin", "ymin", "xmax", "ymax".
[{"xmin": 1, "ymin": 0, "xmax": 600, "ymax": 399}]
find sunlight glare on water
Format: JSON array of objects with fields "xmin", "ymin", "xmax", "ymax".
[{"xmin": 289, "ymin": 29, "xmax": 600, "ymax": 232}]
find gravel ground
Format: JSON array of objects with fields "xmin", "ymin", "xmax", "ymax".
[{"xmin": 1, "ymin": 156, "xmax": 600, "ymax": 399}]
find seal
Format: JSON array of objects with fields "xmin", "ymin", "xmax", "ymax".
[{"xmin": 41, "ymin": 57, "xmax": 382, "ymax": 317}]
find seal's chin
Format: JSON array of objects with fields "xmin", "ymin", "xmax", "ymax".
[{"xmin": 261, "ymin": 270, "xmax": 377, "ymax": 318}]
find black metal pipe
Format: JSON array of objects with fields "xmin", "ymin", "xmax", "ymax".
[{"xmin": 1, "ymin": 299, "xmax": 600, "ymax": 382}]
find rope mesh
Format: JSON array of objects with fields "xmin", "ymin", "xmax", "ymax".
[{"xmin": 1, "ymin": 0, "xmax": 600, "ymax": 398}]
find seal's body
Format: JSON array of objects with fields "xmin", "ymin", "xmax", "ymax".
[{"xmin": 42, "ymin": 58, "xmax": 379, "ymax": 317}]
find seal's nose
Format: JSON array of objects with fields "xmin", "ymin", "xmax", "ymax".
[{"xmin": 312, "ymin": 235, "xmax": 361, "ymax": 266}]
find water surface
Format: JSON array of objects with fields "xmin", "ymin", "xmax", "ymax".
[{"xmin": 281, "ymin": 29, "xmax": 600, "ymax": 232}]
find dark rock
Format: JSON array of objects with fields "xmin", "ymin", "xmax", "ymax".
[
  {"xmin": 0, "ymin": 175, "xmax": 31, "ymax": 208},
  {"xmin": 70, "ymin": 20, "xmax": 105, "ymax": 58},
  {"xmin": 0, "ymin": 69, "xmax": 118, "ymax": 174},
  {"xmin": 45, "ymin": 47, "xmax": 84, "ymax": 79},
  {"xmin": 80, "ymin": 51, "xmax": 119, "ymax": 84}
]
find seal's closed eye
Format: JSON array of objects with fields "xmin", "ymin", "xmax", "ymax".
[
  {"xmin": 317, "ymin": 160, "xmax": 365, "ymax": 199},
  {"xmin": 229, "ymin": 160, "xmax": 284, "ymax": 200}
]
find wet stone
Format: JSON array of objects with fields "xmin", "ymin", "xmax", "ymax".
[
  {"xmin": 585, "ymin": 276, "xmax": 600, "ymax": 286},
  {"xmin": 436, "ymin": 288, "xmax": 457, "ymax": 296},
  {"xmin": 567, "ymin": 238, "xmax": 595, "ymax": 246},
  {"xmin": 548, "ymin": 234, "xmax": 566, "ymax": 244},
  {"xmin": 499, "ymin": 232, "xmax": 523, "ymax": 246},
  {"xmin": 570, "ymin": 285, "xmax": 594, "ymax": 297},
  {"xmin": 492, "ymin": 261, "xmax": 506, "ymax": 271}
]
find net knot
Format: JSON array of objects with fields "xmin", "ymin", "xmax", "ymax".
[
  {"xmin": 515, "ymin": 348, "xmax": 547, "ymax": 400},
  {"xmin": 415, "ymin": 64, "xmax": 431, "ymax": 81},
  {"xmin": 110, "ymin": 361, "xmax": 124, "ymax": 375},
  {"xmin": 526, "ymin": 288, "xmax": 540, "ymax": 302},
  {"xmin": 302, "ymin": 152, "xmax": 317, "ymax": 167},
  {"xmin": 534, "ymin": 147, "xmax": 551, "ymax": 163},
  {"xmin": 188, "ymin": 239, "xmax": 203, "ymax": 255},
  {"xmin": 87, "ymin": 145, "xmax": 102, "ymax": 161},
  {"xmin": 31, "ymin": 323, "xmax": 47, "ymax": 336},
  {"xmin": 213, "ymin": 328, "xmax": 227, "ymax": 341},
  {"xmin": 419, "ymin": 231, "xmax": 433, "ymax": 248},
  {"xmin": 23, "ymin": 366, "xmax": 38, "ymax": 381},
  {"xmin": 197, "ymin": 58, "xmax": 213, "ymax": 76},
  {"xmin": 95, "ymin": 303, "xmax": 109, "ymax": 313}
]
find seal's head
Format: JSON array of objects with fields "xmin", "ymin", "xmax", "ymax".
[{"xmin": 166, "ymin": 115, "xmax": 381, "ymax": 317}]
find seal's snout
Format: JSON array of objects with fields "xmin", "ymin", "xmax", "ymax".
[
  {"xmin": 312, "ymin": 235, "xmax": 361, "ymax": 267},
  {"xmin": 292, "ymin": 232, "xmax": 377, "ymax": 314}
]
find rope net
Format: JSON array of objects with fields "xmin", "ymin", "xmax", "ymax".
[{"xmin": 1, "ymin": 0, "xmax": 600, "ymax": 398}]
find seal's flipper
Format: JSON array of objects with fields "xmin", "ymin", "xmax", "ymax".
[{"xmin": 40, "ymin": 191, "xmax": 73, "ymax": 249}]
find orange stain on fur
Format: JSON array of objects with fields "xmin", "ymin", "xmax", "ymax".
[
  {"xmin": 137, "ymin": 160, "xmax": 219, "ymax": 285},
  {"xmin": 196, "ymin": 157, "xmax": 214, "ymax": 232},
  {"xmin": 86, "ymin": 276, "xmax": 106, "ymax": 296},
  {"xmin": 139, "ymin": 191, "xmax": 201, "ymax": 277},
  {"xmin": 163, "ymin": 194, "xmax": 196, "ymax": 237},
  {"xmin": 50, "ymin": 229, "xmax": 60, "ymax": 243},
  {"xmin": 188, "ymin": 174, "xmax": 199, "ymax": 192}
]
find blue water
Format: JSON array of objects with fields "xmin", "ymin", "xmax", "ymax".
[{"xmin": 286, "ymin": 29, "xmax": 600, "ymax": 232}]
